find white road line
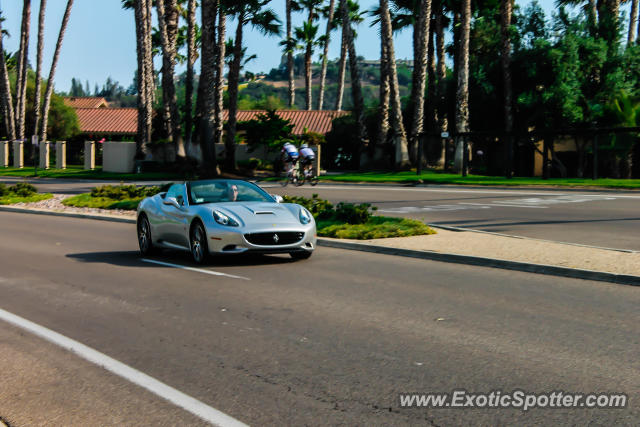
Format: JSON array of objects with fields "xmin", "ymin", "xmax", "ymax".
[
  {"xmin": 0, "ymin": 308, "xmax": 248, "ymax": 427},
  {"xmin": 142, "ymin": 259, "xmax": 250, "ymax": 281}
]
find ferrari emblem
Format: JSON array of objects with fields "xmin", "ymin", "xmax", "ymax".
[{"xmin": 273, "ymin": 233, "xmax": 279, "ymax": 243}]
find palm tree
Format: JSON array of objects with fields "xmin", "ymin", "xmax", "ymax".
[
  {"xmin": 284, "ymin": 0, "xmax": 301, "ymax": 108},
  {"xmin": 408, "ymin": 0, "xmax": 432, "ymax": 166},
  {"xmin": 15, "ymin": 0, "xmax": 31, "ymax": 142},
  {"xmin": 199, "ymin": 0, "xmax": 219, "ymax": 174},
  {"xmin": 629, "ymin": 0, "xmax": 638, "ymax": 44},
  {"xmin": 295, "ymin": 18, "xmax": 319, "ymax": 110},
  {"xmin": 184, "ymin": 0, "xmax": 196, "ymax": 152},
  {"xmin": 377, "ymin": 38, "xmax": 390, "ymax": 148},
  {"xmin": 555, "ymin": 0, "xmax": 598, "ymax": 30},
  {"xmin": 501, "ymin": 0, "xmax": 514, "ymax": 177},
  {"xmin": 32, "ymin": 0, "xmax": 47, "ymax": 142},
  {"xmin": 335, "ymin": 0, "xmax": 363, "ymax": 111},
  {"xmin": 455, "ymin": 0, "xmax": 470, "ymax": 174},
  {"xmin": 434, "ymin": 0, "xmax": 448, "ymax": 168},
  {"xmin": 334, "ymin": 12, "xmax": 348, "ymax": 111},
  {"xmin": 40, "ymin": 0, "xmax": 74, "ymax": 143},
  {"xmin": 156, "ymin": 0, "xmax": 185, "ymax": 158},
  {"xmin": 214, "ymin": 5, "xmax": 226, "ymax": 147},
  {"xmin": 317, "ymin": 0, "xmax": 336, "ymax": 110},
  {"xmin": 0, "ymin": 13, "xmax": 16, "ymax": 141},
  {"xmin": 380, "ymin": 0, "xmax": 409, "ymax": 168},
  {"xmin": 225, "ymin": 0, "xmax": 280, "ymax": 170},
  {"xmin": 131, "ymin": 0, "xmax": 154, "ymax": 158}
]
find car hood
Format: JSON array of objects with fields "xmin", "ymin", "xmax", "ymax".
[{"xmin": 204, "ymin": 201, "xmax": 303, "ymax": 226}]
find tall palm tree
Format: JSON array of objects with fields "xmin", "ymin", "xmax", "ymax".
[
  {"xmin": 0, "ymin": 13, "xmax": 16, "ymax": 141},
  {"xmin": 295, "ymin": 18, "xmax": 319, "ymax": 110},
  {"xmin": 380, "ymin": 0, "xmax": 409, "ymax": 168},
  {"xmin": 40, "ymin": 0, "xmax": 74, "ymax": 143},
  {"xmin": 408, "ymin": 0, "xmax": 432, "ymax": 166},
  {"xmin": 214, "ymin": 5, "xmax": 226, "ymax": 147},
  {"xmin": 225, "ymin": 0, "xmax": 280, "ymax": 171},
  {"xmin": 434, "ymin": 0, "xmax": 448, "ymax": 167},
  {"xmin": 501, "ymin": 0, "xmax": 514, "ymax": 177},
  {"xmin": 334, "ymin": 11, "xmax": 348, "ymax": 111},
  {"xmin": 15, "ymin": 0, "xmax": 30, "ymax": 142},
  {"xmin": 377, "ymin": 37, "xmax": 390, "ymax": 148},
  {"xmin": 156, "ymin": 0, "xmax": 185, "ymax": 158},
  {"xmin": 184, "ymin": 0, "xmax": 196, "ymax": 152},
  {"xmin": 629, "ymin": 0, "xmax": 638, "ymax": 44},
  {"xmin": 284, "ymin": 0, "xmax": 300, "ymax": 108},
  {"xmin": 455, "ymin": 0, "xmax": 470, "ymax": 173},
  {"xmin": 555, "ymin": 0, "xmax": 598, "ymax": 30},
  {"xmin": 199, "ymin": 0, "xmax": 219, "ymax": 174},
  {"xmin": 335, "ymin": 0, "xmax": 363, "ymax": 111},
  {"xmin": 32, "ymin": 0, "xmax": 47, "ymax": 142},
  {"xmin": 131, "ymin": 0, "xmax": 154, "ymax": 158},
  {"xmin": 317, "ymin": 0, "xmax": 336, "ymax": 110}
]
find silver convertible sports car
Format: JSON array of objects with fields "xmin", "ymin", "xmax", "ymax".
[{"xmin": 137, "ymin": 179, "xmax": 316, "ymax": 263}]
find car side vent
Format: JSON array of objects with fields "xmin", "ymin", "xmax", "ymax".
[{"xmin": 254, "ymin": 211, "xmax": 274, "ymax": 215}]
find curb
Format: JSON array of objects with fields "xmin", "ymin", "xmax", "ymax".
[
  {"xmin": 2, "ymin": 205, "xmax": 639, "ymax": 286},
  {"xmin": 316, "ymin": 238, "xmax": 640, "ymax": 287}
]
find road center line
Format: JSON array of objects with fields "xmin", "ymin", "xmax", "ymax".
[
  {"xmin": 141, "ymin": 259, "xmax": 250, "ymax": 281},
  {"xmin": 0, "ymin": 307, "xmax": 248, "ymax": 427}
]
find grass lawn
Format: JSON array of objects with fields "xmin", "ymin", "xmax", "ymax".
[
  {"xmin": 0, "ymin": 165, "xmax": 185, "ymax": 181},
  {"xmin": 0, "ymin": 193, "xmax": 52, "ymax": 205},
  {"xmin": 62, "ymin": 193, "xmax": 142, "ymax": 210},
  {"xmin": 317, "ymin": 216, "xmax": 435, "ymax": 240},
  {"xmin": 319, "ymin": 170, "xmax": 640, "ymax": 189}
]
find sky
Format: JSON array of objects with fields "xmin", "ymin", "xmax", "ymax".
[{"xmin": 0, "ymin": 0, "xmax": 602, "ymax": 93}]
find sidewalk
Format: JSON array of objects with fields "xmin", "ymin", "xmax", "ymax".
[{"xmin": 1, "ymin": 194, "xmax": 638, "ymax": 284}]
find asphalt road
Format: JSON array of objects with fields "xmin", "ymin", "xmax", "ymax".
[
  {"xmin": 2, "ymin": 176, "xmax": 639, "ymax": 250},
  {"xmin": 1, "ymin": 211, "xmax": 638, "ymax": 425}
]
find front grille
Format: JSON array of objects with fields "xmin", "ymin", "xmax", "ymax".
[{"xmin": 245, "ymin": 231, "xmax": 304, "ymax": 246}]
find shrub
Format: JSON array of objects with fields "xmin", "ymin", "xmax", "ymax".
[
  {"xmin": 282, "ymin": 194, "xmax": 376, "ymax": 224},
  {"xmin": 334, "ymin": 202, "xmax": 376, "ymax": 225},
  {"xmin": 90, "ymin": 184, "xmax": 162, "ymax": 200},
  {"xmin": 9, "ymin": 182, "xmax": 37, "ymax": 197},
  {"xmin": 0, "ymin": 183, "xmax": 6, "ymax": 197},
  {"xmin": 282, "ymin": 193, "xmax": 334, "ymax": 218}
]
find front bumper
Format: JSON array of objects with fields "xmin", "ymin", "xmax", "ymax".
[{"xmin": 204, "ymin": 225, "xmax": 317, "ymax": 255}]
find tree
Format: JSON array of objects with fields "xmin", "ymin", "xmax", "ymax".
[
  {"xmin": 295, "ymin": 6, "xmax": 320, "ymax": 110},
  {"xmin": 156, "ymin": 0, "xmax": 185, "ymax": 158},
  {"xmin": 434, "ymin": 0, "xmax": 448, "ymax": 166},
  {"xmin": 32, "ymin": 0, "xmax": 47, "ymax": 142},
  {"xmin": 455, "ymin": 0, "xmax": 471, "ymax": 173},
  {"xmin": 214, "ymin": 5, "xmax": 226, "ymax": 147},
  {"xmin": 41, "ymin": 0, "xmax": 73, "ymax": 143},
  {"xmin": 317, "ymin": 0, "xmax": 336, "ymax": 110},
  {"xmin": 283, "ymin": 0, "xmax": 301, "ymax": 108},
  {"xmin": 380, "ymin": 0, "xmax": 409, "ymax": 168},
  {"xmin": 225, "ymin": 0, "xmax": 280, "ymax": 171},
  {"xmin": 15, "ymin": 0, "xmax": 31, "ymax": 142},
  {"xmin": 198, "ymin": 0, "xmax": 219, "ymax": 175},
  {"xmin": 629, "ymin": 0, "xmax": 638, "ymax": 44},
  {"xmin": 184, "ymin": 0, "xmax": 196, "ymax": 150},
  {"xmin": 0, "ymin": 12, "xmax": 16, "ymax": 140},
  {"xmin": 501, "ymin": 0, "xmax": 514, "ymax": 177}
]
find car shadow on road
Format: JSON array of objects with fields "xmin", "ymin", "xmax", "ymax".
[{"xmin": 66, "ymin": 249, "xmax": 295, "ymax": 269}]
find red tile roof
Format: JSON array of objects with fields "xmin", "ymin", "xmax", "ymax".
[
  {"xmin": 223, "ymin": 110, "xmax": 348, "ymax": 135},
  {"xmin": 74, "ymin": 108, "xmax": 138, "ymax": 135},
  {"xmin": 63, "ymin": 97, "xmax": 110, "ymax": 109}
]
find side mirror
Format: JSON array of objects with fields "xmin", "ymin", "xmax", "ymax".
[
  {"xmin": 271, "ymin": 194, "xmax": 284, "ymax": 203},
  {"xmin": 163, "ymin": 196, "xmax": 181, "ymax": 209}
]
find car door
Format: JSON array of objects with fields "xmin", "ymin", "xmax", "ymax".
[{"xmin": 158, "ymin": 184, "xmax": 190, "ymax": 247}]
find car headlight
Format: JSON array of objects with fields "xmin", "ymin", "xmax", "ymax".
[
  {"xmin": 213, "ymin": 210, "xmax": 239, "ymax": 226},
  {"xmin": 299, "ymin": 208, "xmax": 312, "ymax": 225}
]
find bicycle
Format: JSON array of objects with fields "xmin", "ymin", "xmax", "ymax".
[
  {"xmin": 300, "ymin": 163, "xmax": 319, "ymax": 186},
  {"xmin": 280, "ymin": 161, "xmax": 304, "ymax": 187}
]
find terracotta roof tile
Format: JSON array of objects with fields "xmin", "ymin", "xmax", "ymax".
[
  {"xmin": 74, "ymin": 108, "xmax": 138, "ymax": 135},
  {"xmin": 222, "ymin": 110, "xmax": 348, "ymax": 135},
  {"xmin": 63, "ymin": 97, "xmax": 110, "ymax": 109}
]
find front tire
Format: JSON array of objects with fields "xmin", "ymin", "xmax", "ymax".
[
  {"xmin": 137, "ymin": 214, "xmax": 156, "ymax": 256},
  {"xmin": 290, "ymin": 251, "xmax": 312, "ymax": 260},
  {"xmin": 190, "ymin": 221, "xmax": 210, "ymax": 264}
]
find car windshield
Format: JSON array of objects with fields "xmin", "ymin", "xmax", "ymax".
[{"xmin": 188, "ymin": 180, "xmax": 273, "ymax": 204}]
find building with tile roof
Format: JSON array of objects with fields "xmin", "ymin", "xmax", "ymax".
[
  {"xmin": 225, "ymin": 110, "xmax": 349, "ymax": 135},
  {"xmin": 63, "ymin": 97, "xmax": 110, "ymax": 109},
  {"xmin": 74, "ymin": 108, "xmax": 138, "ymax": 136}
]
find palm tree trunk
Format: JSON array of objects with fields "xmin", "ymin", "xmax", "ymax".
[
  {"xmin": 455, "ymin": 0, "xmax": 471, "ymax": 174},
  {"xmin": 144, "ymin": 0, "xmax": 155, "ymax": 133},
  {"xmin": 286, "ymin": 0, "xmax": 296, "ymax": 108},
  {"xmin": 33, "ymin": 0, "xmax": 47, "ymax": 141},
  {"xmin": 501, "ymin": 0, "xmax": 514, "ymax": 177},
  {"xmin": 588, "ymin": 0, "xmax": 598, "ymax": 29},
  {"xmin": 199, "ymin": 0, "xmax": 219, "ymax": 174},
  {"xmin": 15, "ymin": 0, "xmax": 31, "ymax": 142},
  {"xmin": 409, "ymin": 0, "xmax": 432, "ymax": 166},
  {"xmin": 334, "ymin": 27, "xmax": 347, "ymax": 111},
  {"xmin": 317, "ymin": 0, "xmax": 335, "ymax": 110},
  {"xmin": 134, "ymin": 0, "xmax": 153, "ymax": 158},
  {"xmin": 225, "ymin": 13, "xmax": 245, "ymax": 171},
  {"xmin": 184, "ymin": 0, "xmax": 196, "ymax": 151},
  {"xmin": 157, "ymin": 0, "xmax": 185, "ymax": 158},
  {"xmin": 40, "ymin": 0, "xmax": 73, "ymax": 143},
  {"xmin": 304, "ymin": 8, "xmax": 314, "ymax": 111},
  {"xmin": 380, "ymin": 0, "xmax": 409, "ymax": 168},
  {"xmin": 214, "ymin": 9, "xmax": 226, "ymax": 147},
  {"xmin": 629, "ymin": 0, "xmax": 638, "ymax": 44},
  {"xmin": 341, "ymin": 0, "xmax": 368, "ymax": 166},
  {"xmin": 435, "ymin": 1, "xmax": 447, "ymax": 168},
  {"xmin": 425, "ymin": 18, "xmax": 437, "ymax": 165},
  {"xmin": 0, "ymin": 16, "xmax": 16, "ymax": 140},
  {"xmin": 377, "ymin": 37, "xmax": 390, "ymax": 149}
]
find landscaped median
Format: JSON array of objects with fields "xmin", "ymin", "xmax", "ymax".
[
  {"xmin": 62, "ymin": 184, "xmax": 169, "ymax": 211},
  {"xmin": 0, "ymin": 183, "xmax": 52, "ymax": 205}
]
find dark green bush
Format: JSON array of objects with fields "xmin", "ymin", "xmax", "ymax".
[
  {"xmin": 0, "ymin": 183, "xmax": 6, "ymax": 197},
  {"xmin": 282, "ymin": 194, "xmax": 375, "ymax": 224},
  {"xmin": 9, "ymin": 182, "xmax": 37, "ymax": 197},
  {"xmin": 90, "ymin": 184, "xmax": 162, "ymax": 201},
  {"xmin": 334, "ymin": 202, "xmax": 376, "ymax": 225}
]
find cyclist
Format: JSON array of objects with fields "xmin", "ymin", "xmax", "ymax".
[
  {"xmin": 299, "ymin": 143, "xmax": 315, "ymax": 178},
  {"xmin": 281, "ymin": 142, "xmax": 300, "ymax": 179}
]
